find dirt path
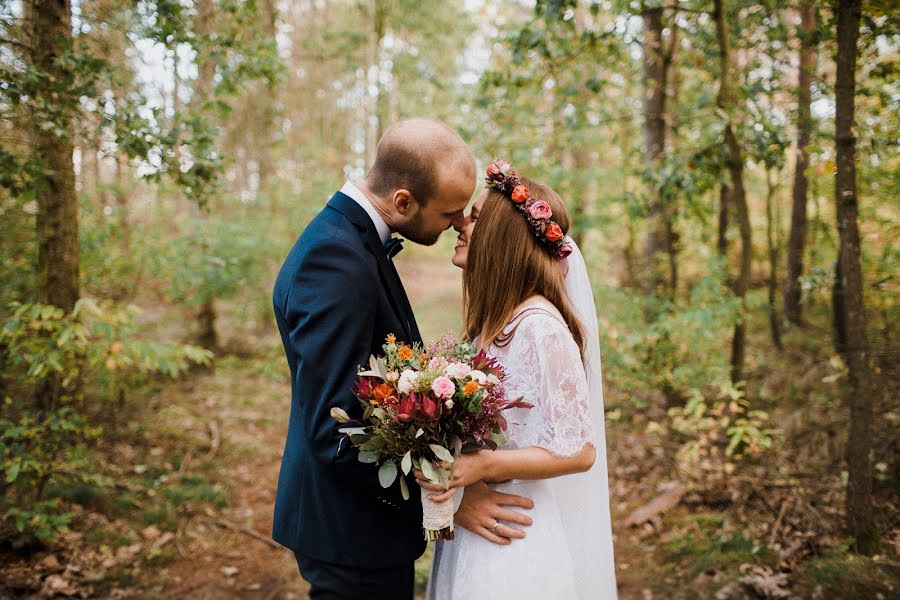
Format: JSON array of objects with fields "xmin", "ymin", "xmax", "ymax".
[{"xmin": 133, "ymin": 247, "xmax": 653, "ymax": 598}]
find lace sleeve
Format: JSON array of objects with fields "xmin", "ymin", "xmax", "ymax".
[{"xmin": 515, "ymin": 313, "xmax": 594, "ymax": 457}]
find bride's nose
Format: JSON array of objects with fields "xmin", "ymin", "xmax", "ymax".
[{"xmin": 451, "ymin": 212, "xmax": 469, "ymax": 233}]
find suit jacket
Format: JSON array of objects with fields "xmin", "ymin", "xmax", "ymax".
[{"xmin": 271, "ymin": 191, "xmax": 426, "ymax": 567}]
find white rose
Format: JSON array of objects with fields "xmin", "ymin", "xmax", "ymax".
[
  {"xmin": 487, "ymin": 374, "xmax": 501, "ymax": 386},
  {"xmin": 397, "ymin": 369, "xmax": 419, "ymax": 395},
  {"xmin": 444, "ymin": 399, "xmax": 454, "ymax": 409},
  {"xmin": 469, "ymin": 370, "xmax": 487, "ymax": 384},
  {"xmin": 445, "ymin": 362, "xmax": 471, "ymax": 379}
]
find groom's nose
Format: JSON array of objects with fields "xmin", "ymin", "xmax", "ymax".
[{"xmin": 451, "ymin": 212, "xmax": 467, "ymax": 232}]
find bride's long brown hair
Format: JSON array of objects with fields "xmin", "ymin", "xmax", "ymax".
[{"xmin": 463, "ymin": 176, "xmax": 584, "ymax": 358}]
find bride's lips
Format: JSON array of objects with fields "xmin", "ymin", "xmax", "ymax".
[{"xmin": 454, "ymin": 235, "xmax": 468, "ymax": 249}]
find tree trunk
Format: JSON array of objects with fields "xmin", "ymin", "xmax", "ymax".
[
  {"xmin": 31, "ymin": 0, "xmax": 80, "ymax": 412},
  {"xmin": 115, "ymin": 153, "xmax": 130, "ymax": 251},
  {"xmin": 714, "ymin": 0, "xmax": 751, "ymax": 384},
  {"xmin": 765, "ymin": 170, "xmax": 782, "ymax": 349},
  {"xmin": 834, "ymin": 0, "xmax": 878, "ymax": 556},
  {"xmin": 194, "ymin": 0, "xmax": 218, "ymax": 351},
  {"xmin": 785, "ymin": 0, "xmax": 816, "ymax": 325},
  {"xmin": 366, "ymin": 0, "xmax": 386, "ymax": 166},
  {"xmin": 32, "ymin": 0, "xmax": 79, "ymax": 313},
  {"xmin": 257, "ymin": 0, "xmax": 278, "ymax": 206},
  {"xmin": 717, "ymin": 183, "xmax": 730, "ymax": 259},
  {"xmin": 641, "ymin": 5, "xmax": 668, "ymax": 296}
]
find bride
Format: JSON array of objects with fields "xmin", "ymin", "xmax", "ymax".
[{"xmin": 419, "ymin": 160, "xmax": 617, "ymax": 599}]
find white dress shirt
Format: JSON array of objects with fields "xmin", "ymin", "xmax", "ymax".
[{"xmin": 340, "ymin": 182, "xmax": 392, "ymax": 245}]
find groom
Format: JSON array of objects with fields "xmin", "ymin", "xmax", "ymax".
[{"xmin": 273, "ymin": 119, "xmax": 533, "ymax": 599}]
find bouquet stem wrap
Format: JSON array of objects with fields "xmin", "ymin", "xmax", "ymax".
[{"xmin": 421, "ymin": 486, "xmax": 456, "ymax": 541}]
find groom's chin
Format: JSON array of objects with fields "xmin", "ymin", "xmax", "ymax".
[{"xmin": 400, "ymin": 229, "xmax": 443, "ymax": 247}]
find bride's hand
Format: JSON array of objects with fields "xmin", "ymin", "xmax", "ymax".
[{"xmin": 425, "ymin": 451, "xmax": 492, "ymax": 502}]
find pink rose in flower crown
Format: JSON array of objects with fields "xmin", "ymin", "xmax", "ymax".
[
  {"xmin": 431, "ymin": 376, "xmax": 455, "ymax": 399},
  {"xmin": 486, "ymin": 159, "xmax": 512, "ymax": 181},
  {"xmin": 556, "ymin": 242, "xmax": 574, "ymax": 259},
  {"xmin": 529, "ymin": 200, "xmax": 552, "ymax": 220}
]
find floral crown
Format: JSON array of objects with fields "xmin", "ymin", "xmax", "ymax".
[{"xmin": 484, "ymin": 159, "xmax": 573, "ymax": 260}]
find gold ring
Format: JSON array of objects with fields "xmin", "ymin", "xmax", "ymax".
[{"xmin": 491, "ymin": 520, "xmax": 501, "ymax": 533}]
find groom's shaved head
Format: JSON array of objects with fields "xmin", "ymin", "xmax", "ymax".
[{"xmin": 366, "ymin": 118, "xmax": 475, "ymax": 205}]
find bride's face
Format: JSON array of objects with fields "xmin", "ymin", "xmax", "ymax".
[{"xmin": 451, "ymin": 189, "xmax": 487, "ymax": 269}]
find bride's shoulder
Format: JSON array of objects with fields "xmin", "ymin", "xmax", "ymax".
[{"xmin": 504, "ymin": 296, "xmax": 569, "ymax": 338}]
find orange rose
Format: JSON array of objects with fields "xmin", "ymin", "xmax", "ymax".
[
  {"xmin": 463, "ymin": 380, "xmax": 480, "ymax": 396},
  {"xmin": 397, "ymin": 345, "xmax": 414, "ymax": 361},
  {"xmin": 511, "ymin": 185, "xmax": 529, "ymax": 203},
  {"xmin": 544, "ymin": 222, "xmax": 563, "ymax": 242}
]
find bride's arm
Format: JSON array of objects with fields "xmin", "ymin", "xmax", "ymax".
[
  {"xmin": 418, "ymin": 313, "xmax": 597, "ymax": 500},
  {"xmin": 419, "ymin": 444, "xmax": 594, "ymax": 502}
]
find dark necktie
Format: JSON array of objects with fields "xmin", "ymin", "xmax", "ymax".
[{"xmin": 384, "ymin": 237, "xmax": 404, "ymax": 259}]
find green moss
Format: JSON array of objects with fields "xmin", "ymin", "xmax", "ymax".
[
  {"xmin": 162, "ymin": 476, "xmax": 227, "ymax": 508},
  {"xmin": 140, "ymin": 506, "xmax": 178, "ymax": 531},
  {"xmin": 662, "ymin": 516, "xmax": 775, "ymax": 578},
  {"xmin": 795, "ymin": 547, "xmax": 900, "ymax": 598}
]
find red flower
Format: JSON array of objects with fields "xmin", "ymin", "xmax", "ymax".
[
  {"xmin": 511, "ymin": 185, "xmax": 529, "ymax": 203},
  {"xmin": 418, "ymin": 394, "xmax": 439, "ymax": 420},
  {"xmin": 399, "ymin": 393, "xmax": 416, "ymax": 420},
  {"xmin": 544, "ymin": 222, "xmax": 563, "ymax": 242},
  {"xmin": 486, "ymin": 162, "xmax": 500, "ymax": 178},
  {"xmin": 354, "ymin": 377, "xmax": 376, "ymax": 401}
]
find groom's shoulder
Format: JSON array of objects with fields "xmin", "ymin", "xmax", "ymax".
[{"xmin": 295, "ymin": 204, "xmax": 362, "ymax": 248}]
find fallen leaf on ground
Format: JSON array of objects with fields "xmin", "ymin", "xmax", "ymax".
[
  {"xmin": 141, "ymin": 525, "xmax": 161, "ymax": 541},
  {"xmin": 40, "ymin": 574, "xmax": 78, "ymax": 598},
  {"xmin": 220, "ymin": 565, "xmax": 239, "ymax": 577},
  {"xmin": 624, "ymin": 481, "xmax": 687, "ymax": 527}
]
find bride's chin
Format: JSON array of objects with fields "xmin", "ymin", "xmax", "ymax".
[{"xmin": 451, "ymin": 251, "xmax": 466, "ymax": 269}]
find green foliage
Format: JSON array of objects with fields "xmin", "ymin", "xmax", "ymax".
[
  {"xmin": 0, "ymin": 300, "xmax": 210, "ymax": 546},
  {"xmin": 668, "ymin": 382, "xmax": 777, "ymax": 477},
  {"xmin": 149, "ymin": 214, "xmax": 278, "ymax": 306},
  {"xmin": 597, "ymin": 260, "xmax": 742, "ymax": 402},
  {"xmin": 794, "ymin": 545, "xmax": 900, "ymax": 597},
  {"xmin": 661, "ymin": 513, "xmax": 777, "ymax": 580}
]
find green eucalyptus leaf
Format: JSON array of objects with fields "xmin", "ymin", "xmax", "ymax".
[
  {"xmin": 399, "ymin": 473, "xmax": 410, "ymax": 500},
  {"xmin": 358, "ymin": 450, "xmax": 380, "ymax": 464},
  {"xmin": 400, "ymin": 450, "xmax": 412, "ymax": 475},
  {"xmin": 429, "ymin": 444, "xmax": 454, "ymax": 463},
  {"xmin": 378, "ymin": 460, "xmax": 398, "ymax": 488}
]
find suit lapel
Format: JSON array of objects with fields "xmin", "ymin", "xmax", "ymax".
[{"xmin": 327, "ymin": 192, "xmax": 416, "ymax": 343}]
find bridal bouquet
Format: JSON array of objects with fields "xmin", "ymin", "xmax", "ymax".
[{"xmin": 330, "ymin": 333, "xmax": 529, "ymax": 541}]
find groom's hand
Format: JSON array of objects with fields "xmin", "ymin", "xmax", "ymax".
[{"xmin": 454, "ymin": 481, "xmax": 533, "ymax": 545}]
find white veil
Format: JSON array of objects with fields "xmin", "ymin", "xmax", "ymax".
[{"xmin": 556, "ymin": 236, "xmax": 618, "ymax": 598}]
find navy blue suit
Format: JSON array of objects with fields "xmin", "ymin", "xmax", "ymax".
[{"xmin": 272, "ymin": 192, "xmax": 426, "ymax": 597}]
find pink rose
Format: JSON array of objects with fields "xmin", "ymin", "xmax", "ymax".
[
  {"xmin": 556, "ymin": 242, "xmax": 574, "ymax": 260},
  {"xmin": 431, "ymin": 376, "xmax": 456, "ymax": 399},
  {"xmin": 529, "ymin": 200, "xmax": 552, "ymax": 220}
]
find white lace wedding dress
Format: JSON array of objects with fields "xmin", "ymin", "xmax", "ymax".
[{"xmin": 427, "ymin": 275, "xmax": 617, "ymax": 599}]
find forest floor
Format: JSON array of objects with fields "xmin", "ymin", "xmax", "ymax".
[{"xmin": 2, "ymin": 249, "xmax": 898, "ymax": 599}]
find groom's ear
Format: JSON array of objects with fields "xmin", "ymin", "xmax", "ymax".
[{"xmin": 392, "ymin": 189, "xmax": 417, "ymax": 215}]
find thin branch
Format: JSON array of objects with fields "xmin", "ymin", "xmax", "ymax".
[
  {"xmin": 666, "ymin": 4, "xmax": 711, "ymax": 16},
  {"xmin": 0, "ymin": 35, "xmax": 31, "ymax": 51}
]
